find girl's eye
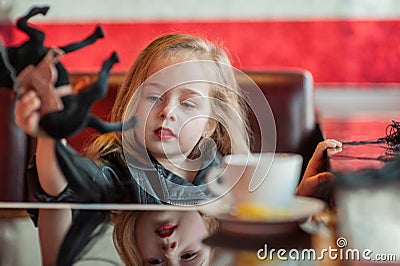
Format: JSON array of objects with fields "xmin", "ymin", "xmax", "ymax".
[
  {"xmin": 181, "ymin": 252, "xmax": 198, "ymax": 261},
  {"xmin": 147, "ymin": 96, "xmax": 162, "ymax": 102},
  {"xmin": 181, "ymin": 101, "xmax": 196, "ymax": 108},
  {"xmin": 148, "ymin": 258, "xmax": 164, "ymax": 265}
]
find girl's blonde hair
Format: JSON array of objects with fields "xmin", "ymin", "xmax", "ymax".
[
  {"xmin": 112, "ymin": 210, "xmax": 219, "ymax": 266},
  {"xmin": 86, "ymin": 33, "xmax": 250, "ymax": 159}
]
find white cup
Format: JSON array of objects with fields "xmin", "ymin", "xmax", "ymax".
[{"xmin": 206, "ymin": 153, "xmax": 303, "ymax": 211}]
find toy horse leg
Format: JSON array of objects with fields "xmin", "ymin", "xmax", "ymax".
[
  {"xmin": 80, "ymin": 51, "xmax": 119, "ymax": 103},
  {"xmin": 59, "ymin": 26, "xmax": 105, "ymax": 54},
  {"xmin": 87, "ymin": 114, "xmax": 138, "ymax": 134},
  {"xmin": 84, "ymin": 51, "xmax": 138, "ymax": 133},
  {"xmin": 55, "ymin": 26, "xmax": 105, "ymax": 86},
  {"xmin": 16, "ymin": 6, "xmax": 49, "ymax": 45}
]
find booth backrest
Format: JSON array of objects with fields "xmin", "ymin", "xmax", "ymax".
[{"xmin": 238, "ymin": 70, "xmax": 324, "ymax": 174}]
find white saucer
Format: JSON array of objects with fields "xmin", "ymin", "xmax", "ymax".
[{"xmin": 216, "ymin": 196, "xmax": 326, "ymax": 235}]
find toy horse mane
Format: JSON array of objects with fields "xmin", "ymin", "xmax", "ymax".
[{"xmin": 0, "ymin": 5, "xmax": 137, "ymax": 139}]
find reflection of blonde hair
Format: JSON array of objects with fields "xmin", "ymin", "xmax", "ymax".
[
  {"xmin": 86, "ymin": 33, "xmax": 250, "ymax": 159},
  {"xmin": 112, "ymin": 211, "xmax": 219, "ymax": 266}
]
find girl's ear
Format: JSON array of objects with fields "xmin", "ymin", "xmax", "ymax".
[{"xmin": 203, "ymin": 119, "xmax": 217, "ymax": 138}]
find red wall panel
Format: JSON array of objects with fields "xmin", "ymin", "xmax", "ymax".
[{"xmin": 2, "ymin": 20, "xmax": 400, "ymax": 84}]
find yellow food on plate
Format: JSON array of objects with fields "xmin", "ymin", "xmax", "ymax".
[
  {"xmin": 234, "ymin": 203, "xmax": 291, "ymax": 221},
  {"xmin": 236, "ymin": 251, "xmax": 282, "ymax": 265}
]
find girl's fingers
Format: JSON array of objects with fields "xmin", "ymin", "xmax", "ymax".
[
  {"xmin": 25, "ymin": 112, "xmax": 41, "ymax": 135},
  {"xmin": 296, "ymin": 172, "xmax": 335, "ymax": 197},
  {"xmin": 312, "ymin": 139, "xmax": 342, "ymax": 161},
  {"xmin": 14, "ymin": 90, "xmax": 41, "ymax": 136},
  {"xmin": 21, "ymin": 91, "xmax": 41, "ymax": 116},
  {"xmin": 304, "ymin": 139, "xmax": 342, "ymax": 177}
]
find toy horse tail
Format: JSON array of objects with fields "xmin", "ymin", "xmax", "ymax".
[
  {"xmin": 16, "ymin": 6, "xmax": 49, "ymax": 46},
  {"xmin": 59, "ymin": 26, "xmax": 105, "ymax": 54},
  {"xmin": 87, "ymin": 114, "xmax": 138, "ymax": 134}
]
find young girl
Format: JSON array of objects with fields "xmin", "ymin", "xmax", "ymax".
[
  {"xmin": 17, "ymin": 34, "xmax": 252, "ymax": 204},
  {"xmin": 16, "ymin": 33, "xmax": 340, "ymax": 203}
]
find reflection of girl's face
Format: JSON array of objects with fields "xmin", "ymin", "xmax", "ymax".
[{"xmin": 135, "ymin": 211, "xmax": 211, "ymax": 265}]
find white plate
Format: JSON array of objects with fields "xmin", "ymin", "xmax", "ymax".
[{"xmin": 216, "ymin": 196, "xmax": 326, "ymax": 235}]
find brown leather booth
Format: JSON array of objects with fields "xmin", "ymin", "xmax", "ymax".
[
  {"xmin": 239, "ymin": 70, "xmax": 324, "ymax": 175},
  {"xmin": 0, "ymin": 69, "xmax": 324, "ymax": 201},
  {"xmin": 0, "ymin": 90, "xmax": 28, "ymax": 202}
]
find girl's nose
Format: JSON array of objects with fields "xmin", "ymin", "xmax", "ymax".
[
  {"xmin": 159, "ymin": 101, "xmax": 176, "ymax": 121},
  {"xmin": 161, "ymin": 241, "xmax": 177, "ymax": 253}
]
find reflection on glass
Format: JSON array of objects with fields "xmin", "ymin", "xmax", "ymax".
[
  {"xmin": 0, "ymin": 207, "xmax": 223, "ymax": 265},
  {"xmin": 336, "ymin": 157, "xmax": 400, "ymax": 261},
  {"xmin": 112, "ymin": 210, "xmax": 219, "ymax": 266}
]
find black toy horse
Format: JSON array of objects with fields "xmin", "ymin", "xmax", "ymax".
[
  {"xmin": 0, "ymin": 5, "xmax": 104, "ymax": 90},
  {"xmin": 0, "ymin": 5, "xmax": 137, "ymax": 139},
  {"xmin": 36, "ymin": 50, "xmax": 138, "ymax": 139}
]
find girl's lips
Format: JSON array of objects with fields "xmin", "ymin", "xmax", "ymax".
[
  {"xmin": 155, "ymin": 224, "xmax": 177, "ymax": 238},
  {"xmin": 154, "ymin": 127, "xmax": 176, "ymax": 139}
]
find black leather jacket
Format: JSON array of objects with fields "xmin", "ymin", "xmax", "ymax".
[{"xmin": 28, "ymin": 140, "xmax": 221, "ymax": 207}]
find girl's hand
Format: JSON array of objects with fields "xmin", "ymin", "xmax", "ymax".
[
  {"xmin": 14, "ymin": 90, "xmax": 48, "ymax": 138},
  {"xmin": 296, "ymin": 139, "xmax": 342, "ymax": 197}
]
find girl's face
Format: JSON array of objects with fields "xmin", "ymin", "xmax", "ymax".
[
  {"xmin": 134, "ymin": 62, "xmax": 214, "ymax": 164},
  {"xmin": 135, "ymin": 211, "xmax": 211, "ymax": 265}
]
